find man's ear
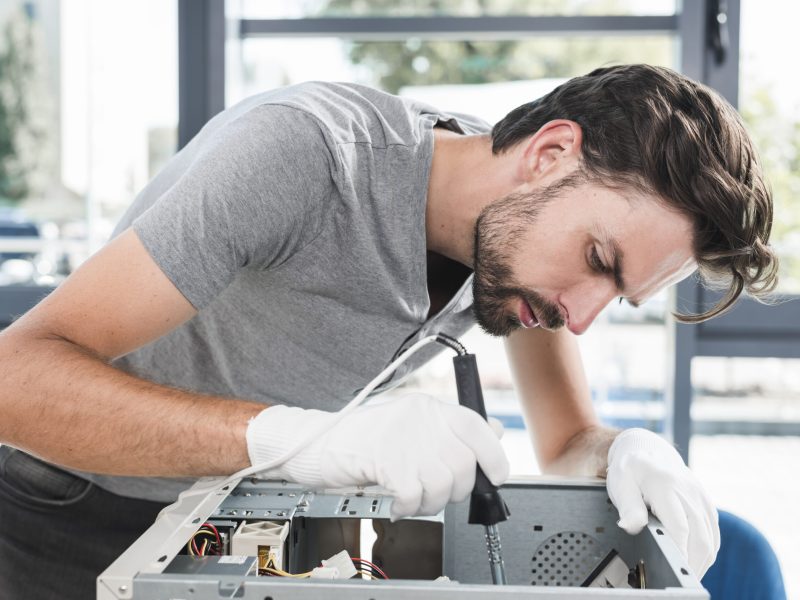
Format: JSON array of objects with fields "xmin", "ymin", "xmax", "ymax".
[{"xmin": 518, "ymin": 120, "xmax": 583, "ymax": 183}]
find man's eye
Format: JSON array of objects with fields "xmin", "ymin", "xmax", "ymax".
[{"xmin": 590, "ymin": 246, "xmax": 610, "ymax": 273}]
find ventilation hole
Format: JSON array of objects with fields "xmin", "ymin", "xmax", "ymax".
[
  {"xmin": 681, "ymin": 568, "xmax": 689, "ymax": 575},
  {"xmin": 157, "ymin": 555, "xmax": 167, "ymax": 562},
  {"xmin": 656, "ymin": 528, "xmax": 664, "ymax": 535},
  {"xmin": 534, "ymin": 524, "xmax": 543, "ymax": 531}
]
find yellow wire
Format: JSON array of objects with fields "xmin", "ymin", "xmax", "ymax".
[
  {"xmin": 187, "ymin": 529, "xmax": 217, "ymax": 556},
  {"xmin": 261, "ymin": 567, "xmax": 312, "ymax": 578},
  {"xmin": 356, "ymin": 569, "xmax": 378, "ymax": 580}
]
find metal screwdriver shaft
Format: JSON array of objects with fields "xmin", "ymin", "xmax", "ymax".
[
  {"xmin": 452, "ymin": 353, "xmax": 510, "ymax": 585},
  {"xmin": 485, "ymin": 524, "xmax": 507, "ymax": 584}
]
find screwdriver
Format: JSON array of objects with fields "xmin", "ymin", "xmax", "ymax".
[{"xmin": 452, "ymin": 352, "xmax": 511, "ymax": 585}]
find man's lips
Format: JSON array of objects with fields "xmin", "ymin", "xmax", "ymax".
[{"xmin": 518, "ymin": 299, "xmax": 540, "ymax": 328}]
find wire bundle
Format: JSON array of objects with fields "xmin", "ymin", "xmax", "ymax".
[
  {"xmin": 352, "ymin": 557, "xmax": 389, "ymax": 580},
  {"xmin": 186, "ymin": 522, "xmax": 222, "ymax": 556},
  {"xmin": 258, "ymin": 556, "xmax": 390, "ymax": 580}
]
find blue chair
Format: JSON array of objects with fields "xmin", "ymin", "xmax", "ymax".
[{"xmin": 701, "ymin": 510, "xmax": 786, "ymax": 600}]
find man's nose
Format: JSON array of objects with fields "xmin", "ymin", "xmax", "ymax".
[{"xmin": 563, "ymin": 283, "xmax": 618, "ymax": 335}]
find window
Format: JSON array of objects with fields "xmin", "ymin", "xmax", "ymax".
[
  {"xmin": 0, "ymin": 0, "xmax": 177, "ymax": 286},
  {"xmin": 738, "ymin": 1, "xmax": 800, "ymax": 293}
]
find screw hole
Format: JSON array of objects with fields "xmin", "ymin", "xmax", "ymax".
[
  {"xmin": 656, "ymin": 528, "xmax": 664, "ymax": 535},
  {"xmin": 681, "ymin": 568, "xmax": 689, "ymax": 575},
  {"xmin": 157, "ymin": 555, "xmax": 167, "ymax": 562}
]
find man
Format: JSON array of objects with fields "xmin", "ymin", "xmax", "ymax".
[{"xmin": 0, "ymin": 64, "xmax": 776, "ymax": 598}]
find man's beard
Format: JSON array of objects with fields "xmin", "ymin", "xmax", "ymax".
[{"xmin": 472, "ymin": 178, "xmax": 579, "ymax": 337}]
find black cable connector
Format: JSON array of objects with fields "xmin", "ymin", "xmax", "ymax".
[{"xmin": 452, "ymin": 353, "xmax": 511, "ymax": 527}]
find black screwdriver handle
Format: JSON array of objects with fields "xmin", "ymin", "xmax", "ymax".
[{"xmin": 453, "ymin": 354, "xmax": 510, "ymax": 526}]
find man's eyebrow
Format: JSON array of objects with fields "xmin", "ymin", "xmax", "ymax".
[{"xmin": 606, "ymin": 239, "xmax": 640, "ymax": 308}]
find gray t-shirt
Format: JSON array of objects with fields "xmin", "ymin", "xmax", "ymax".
[{"xmin": 74, "ymin": 81, "xmax": 490, "ymax": 502}]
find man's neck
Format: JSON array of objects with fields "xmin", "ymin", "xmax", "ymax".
[{"xmin": 425, "ymin": 129, "xmax": 519, "ymax": 268}]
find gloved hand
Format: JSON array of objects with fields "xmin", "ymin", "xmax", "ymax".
[
  {"xmin": 246, "ymin": 393, "xmax": 510, "ymax": 520},
  {"xmin": 606, "ymin": 428, "xmax": 720, "ymax": 577}
]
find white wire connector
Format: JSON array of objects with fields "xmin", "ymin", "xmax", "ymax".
[
  {"xmin": 320, "ymin": 549, "xmax": 358, "ymax": 580},
  {"xmin": 310, "ymin": 566, "xmax": 341, "ymax": 579}
]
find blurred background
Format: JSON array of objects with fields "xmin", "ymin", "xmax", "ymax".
[{"xmin": 0, "ymin": 0, "xmax": 797, "ymax": 595}]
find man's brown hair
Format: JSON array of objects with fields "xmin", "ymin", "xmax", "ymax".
[{"xmin": 491, "ymin": 64, "xmax": 777, "ymax": 322}]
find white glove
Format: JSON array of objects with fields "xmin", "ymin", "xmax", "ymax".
[
  {"xmin": 246, "ymin": 393, "xmax": 510, "ymax": 520},
  {"xmin": 606, "ymin": 428, "xmax": 720, "ymax": 576}
]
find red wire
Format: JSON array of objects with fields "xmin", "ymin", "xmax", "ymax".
[
  {"xmin": 191, "ymin": 524, "xmax": 221, "ymax": 556},
  {"xmin": 203, "ymin": 522, "xmax": 222, "ymax": 547},
  {"xmin": 352, "ymin": 558, "xmax": 389, "ymax": 579}
]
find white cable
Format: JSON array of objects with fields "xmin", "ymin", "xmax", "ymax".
[{"xmin": 176, "ymin": 335, "xmax": 444, "ymax": 500}]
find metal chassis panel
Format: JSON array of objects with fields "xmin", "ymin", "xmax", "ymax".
[{"xmin": 98, "ymin": 476, "xmax": 708, "ymax": 599}]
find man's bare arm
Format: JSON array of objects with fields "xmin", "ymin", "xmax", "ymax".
[
  {"xmin": 504, "ymin": 327, "xmax": 618, "ymax": 477},
  {"xmin": 0, "ymin": 228, "xmax": 266, "ymax": 476}
]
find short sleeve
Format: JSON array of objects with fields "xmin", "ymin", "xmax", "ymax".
[{"xmin": 132, "ymin": 104, "xmax": 336, "ymax": 309}]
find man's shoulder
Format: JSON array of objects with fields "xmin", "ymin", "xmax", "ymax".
[{"xmin": 246, "ymin": 81, "xmax": 430, "ymax": 148}]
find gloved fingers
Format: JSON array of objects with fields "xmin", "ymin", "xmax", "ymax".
[
  {"xmin": 379, "ymin": 458, "xmax": 423, "ymax": 522},
  {"xmin": 675, "ymin": 487, "xmax": 717, "ymax": 576},
  {"xmin": 487, "ymin": 416, "xmax": 505, "ymax": 439},
  {"xmin": 438, "ymin": 436, "xmax": 476, "ymax": 503},
  {"xmin": 606, "ymin": 456, "xmax": 649, "ymax": 534},
  {"xmin": 417, "ymin": 460, "xmax": 456, "ymax": 516},
  {"xmin": 445, "ymin": 406, "xmax": 510, "ymax": 486},
  {"xmin": 648, "ymin": 490, "xmax": 690, "ymax": 562},
  {"xmin": 697, "ymin": 484, "xmax": 721, "ymax": 558}
]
